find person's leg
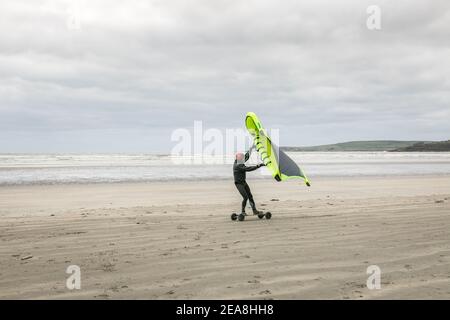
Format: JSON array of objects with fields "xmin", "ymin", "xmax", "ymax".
[
  {"xmin": 235, "ymin": 183, "xmax": 248, "ymax": 213},
  {"xmin": 244, "ymin": 183, "xmax": 258, "ymax": 213}
]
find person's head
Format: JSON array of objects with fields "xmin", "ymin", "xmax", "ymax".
[{"xmin": 235, "ymin": 152, "xmax": 244, "ymax": 163}]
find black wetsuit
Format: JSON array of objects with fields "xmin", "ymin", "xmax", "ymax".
[{"xmin": 233, "ymin": 151, "xmax": 262, "ymax": 214}]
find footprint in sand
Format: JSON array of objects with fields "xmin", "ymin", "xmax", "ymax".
[
  {"xmin": 101, "ymin": 262, "xmax": 116, "ymax": 272},
  {"xmin": 248, "ymin": 279, "xmax": 260, "ymax": 284},
  {"xmin": 108, "ymin": 285, "xmax": 121, "ymax": 293},
  {"xmin": 259, "ymin": 289, "xmax": 271, "ymax": 295}
]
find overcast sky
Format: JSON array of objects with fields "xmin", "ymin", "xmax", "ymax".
[{"xmin": 1, "ymin": 0, "xmax": 449, "ymax": 153}]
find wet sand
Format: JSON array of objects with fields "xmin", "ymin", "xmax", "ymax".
[{"xmin": 0, "ymin": 175, "xmax": 449, "ymax": 299}]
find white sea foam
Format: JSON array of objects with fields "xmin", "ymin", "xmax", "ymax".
[{"xmin": 0, "ymin": 152, "xmax": 449, "ymax": 185}]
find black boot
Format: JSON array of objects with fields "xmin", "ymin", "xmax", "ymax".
[{"xmin": 252, "ymin": 208, "xmax": 263, "ymax": 215}]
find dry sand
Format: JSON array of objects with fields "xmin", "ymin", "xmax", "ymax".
[{"xmin": 0, "ymin": 175, "xmax": 449, "ymax": 299}]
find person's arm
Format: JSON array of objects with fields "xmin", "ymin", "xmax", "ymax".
[
  {"xmin": 236, "ymin": 163, "xmax": 265, "ymax": 172},
  {"xmin": 244, "ymin": 144, "xmax": 255, "ymax": 162}
]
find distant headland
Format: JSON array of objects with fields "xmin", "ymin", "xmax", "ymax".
[{"xmin": 282, "ymin": 140, "xmax": 450, "ymax": 152}]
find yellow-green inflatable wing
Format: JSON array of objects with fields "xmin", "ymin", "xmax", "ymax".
[{"xmin": 245, "ymin": 112, "xmax": 311, "ymax": 186}]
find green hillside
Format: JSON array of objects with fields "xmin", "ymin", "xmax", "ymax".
[
  {"xmin": 282, "ymin": 141, "xmax": 426, "ymax": 152},
  {"xmin": 391, "ymin": 140, "xmax": 450, "ymax": 152}
]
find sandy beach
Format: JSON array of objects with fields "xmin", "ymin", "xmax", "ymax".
[{"xmin": 0, "ymin": 175, "xmax": 449, "ymax": 299}]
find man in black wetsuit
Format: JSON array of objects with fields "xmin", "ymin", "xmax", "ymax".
[{"xmin": 233, "ymin": 145, "xmax": 265, "ymax": 215}]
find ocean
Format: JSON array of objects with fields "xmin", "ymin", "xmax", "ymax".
[{"xmin": 1, "ymin": 152, "xmax": 450, "ymax": 185}]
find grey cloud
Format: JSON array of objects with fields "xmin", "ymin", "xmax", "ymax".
[{"xmin": 0, "ymin": 0, "xmax": 449, "ymax": 152}]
